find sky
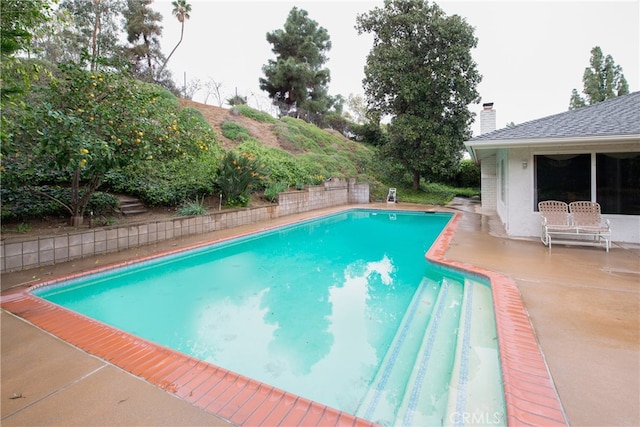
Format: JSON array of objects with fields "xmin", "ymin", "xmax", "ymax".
[{"xmin": 151, "ymin": 0, "xmax": 639, "ymax": 136}]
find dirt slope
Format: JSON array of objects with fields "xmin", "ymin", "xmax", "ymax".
[{"xmin": 178, "ymin": 99, "xmax": 283, "ymax": 151}]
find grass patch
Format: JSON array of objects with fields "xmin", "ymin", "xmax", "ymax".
[
  {"xmin": 234, "ymin": 105, "xmax": 277, "ymax": 124},
  {"xmin": 221, "ymin": 121, "xmax": 251, "ymax": 141},
  {"xmin": 264, "ymin": 182, "xmax": 289, "ymax": 202},
  {"xmin": 372, "ymin": 182, "xmax": 480, "ymax": 205},
  {"xmin": 177, "ymin": 196, "xmax": 208, "ymax": 216}
]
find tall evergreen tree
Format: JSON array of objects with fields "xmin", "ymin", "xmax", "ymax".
[
  {"xmin": 123, "ymin": 0, "xmax": 163, "ymax": 82},
  {"xmin": 569, "ymin": 46, "xmax": 629, "ymax": 109},
  {"xmin": 356, "ymin": 0, "xmax": 481, "ymax": 188},
  {"xmin": 259, "ymin": 7, "xmax": 332, "ymax": 121}
]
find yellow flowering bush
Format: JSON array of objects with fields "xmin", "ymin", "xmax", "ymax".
[{"xmin": 216, "ymin": 151, "xmax": 267, "ymax": 207}]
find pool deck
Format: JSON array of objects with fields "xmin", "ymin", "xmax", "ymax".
[{"xmin": 2, "ymin": 201, "xmax": 639, "ymax": 426}]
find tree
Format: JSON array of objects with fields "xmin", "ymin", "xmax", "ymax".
[
  {"xmin": 158, "ymin": 0, "xmax": 191, "ymax": 75},
  {"xmin": 0, "ymin": 0, "xmax": 53, "ymax": 147},
  {"xmin": 123, "ymin": 0, "xmax": 163, "ymax": 82},
  {"xmin": 0, "ymin": 0, "xmax": 52, "ymax": 60},
  {"xmin": 569, "ymin": 46, "xmax": 629, "ymax": 109},
  {"xmin": 356, "ymin": 0, "xmax": 481, "ymax": 189},
  {"xmin": 33, "ymin": 0, "xmax": 126, "ymax": 71},
  {"xmin": 346, "ymin": 93, "xmax": 369, "ymax": 125},
  {"xmin": 10, "ymin": 65, "xmax": 211, "ymax": 225},
  {"xmin": 30, "ymin": 8, "xmax": 80, "ymax": 64},
  {"xmin": 259, "ymin": 7, "xmax": 332, "ymax": 120}
]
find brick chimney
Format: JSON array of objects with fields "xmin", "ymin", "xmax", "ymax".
[{"xmin": 480, "ymin": 102, "xmax": 496, "ymax": 134}]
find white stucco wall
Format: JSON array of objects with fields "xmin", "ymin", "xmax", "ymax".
[
  {"xmin": 480, "ymin": 155, "xmax": 497, "ymax": 213},
  {"xmin": 505, "ymin": 148, "xmax": 533, "ymax": 237}
]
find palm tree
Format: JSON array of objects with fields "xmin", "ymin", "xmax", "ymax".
[{"xmin": 158, "ymin": 0, "xmax": 191, "ymax": 76}]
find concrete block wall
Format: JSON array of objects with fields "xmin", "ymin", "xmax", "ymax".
[
  {"xmin": 1, "ymin": 179, "xmax": 369, "ymax": 272},
  {"xmin": 348, "ymin": 178, "xmax": 370, "ymax": 204}
]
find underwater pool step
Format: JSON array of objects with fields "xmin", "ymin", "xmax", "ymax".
[
  {"xmin": 394, "ymin": 277, "xmax": 465, "ymax": 427},
  {"xmin": 445, "ymin": 279, "xmax": 506, "ymax": 426},
  {"xmin": 355, "ymin": 276, "xmax": 441, "ymax": 425}
]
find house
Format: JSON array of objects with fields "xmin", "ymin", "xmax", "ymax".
[{"xmin": 465, "ymin": 92, "xmax": 640, "ymax": 244}]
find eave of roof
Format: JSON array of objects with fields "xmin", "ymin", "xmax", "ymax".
[
  {"xmin": 467, "ymin": 133, "xmax": 640, "ymax": 150},
  {"xmin": 466, "ymin": 134, "xmax": 640, "ymax": 161},
  {"xmin": 465, "ymin": 91, "xmax": 640, "ymax": 161}
]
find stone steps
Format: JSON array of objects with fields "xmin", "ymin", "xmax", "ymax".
[{"xmin": 117, "ymin": 195, "xmax": 148, "ymax": 215}]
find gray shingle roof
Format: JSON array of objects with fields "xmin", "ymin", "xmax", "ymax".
[{"xmin": 471, "ymin": 91, "xmax": 640, "ymax": 142}]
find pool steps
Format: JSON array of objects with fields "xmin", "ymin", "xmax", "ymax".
[
  {"xmin": 444, "ymin": 279, "xmax": 505, "ymax": 426},
  {"xmin": 396, "ymin": 278, "xmax": 464, "ymax": 427},
  {"xmin": 356, "ymin": 275, "xmax": 505, "ymax": 426},
  {"xmin": 355, "ymin": 276, "xmax": 441, "ymax": 424}
]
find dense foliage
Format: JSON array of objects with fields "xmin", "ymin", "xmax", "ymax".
[
  {"xmin": 1, "ymin": 0, "xmax": 481, "ymax": 229},
  {"xmin": 0, "ymin": 0, "xmax": 53, "ymax": 145},
  {"xmin": 1, "ymin": 186, "xmax": 118, "ymax": 222},
  {"xmin": 259, "ymin": 7, "xmax": 333, "ymax": 121},
  {"xmin": 3, "ymin": 63, "xmax": 219, "ymax": 224},
  {"xmin": 216, "ymin": 151, "xmax": 267, "ymax": 207},
  {"xmin": 356, "ymin": 0, "xmax": 481, "ymax": 189}
]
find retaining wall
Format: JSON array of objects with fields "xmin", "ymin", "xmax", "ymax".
[{"xmin": 1, "ymin": 179, "xmax": 369, "ymax": 273}]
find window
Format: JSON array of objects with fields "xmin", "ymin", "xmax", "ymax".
[
  {"xmin": 597, "ymin": 153, "xmax": 640, "ymax": 214},
  {"xmin": 534, "ymin": 152, "xmax": 640, "ymax": 214},
  {"xmin": 535, "ymin": 154, "xmax": 591, "ymax": 206}
]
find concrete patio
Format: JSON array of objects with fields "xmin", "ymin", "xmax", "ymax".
[{"xmin": 2, "ymin": 202, "xmax": 638, "ymax": 426}]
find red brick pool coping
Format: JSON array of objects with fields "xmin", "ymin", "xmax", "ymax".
[{"xmin": 1, "ymin": 209, "xmax": 567, "ymax": 426}]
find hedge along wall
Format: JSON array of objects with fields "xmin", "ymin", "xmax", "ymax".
[{"xmin": 1, "ymin": 179, "xmax": 370, "ymax": 273}]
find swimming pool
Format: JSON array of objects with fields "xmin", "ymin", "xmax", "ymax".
[{"xmin": 33, "ymin": 209, "xmax": 505, "ymax": 425}]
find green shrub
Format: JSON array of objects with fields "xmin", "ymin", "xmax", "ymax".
[
  {"xmin": 88, "ymin": 192, "xmax": 120, "ymax": 215},
  {"xmin": 104, "ymin": 154, "xmax": 219, "ymax": 207},
  {"xmin": 216, "ymin": 151, "xmax": 266, "ymax": 207},
  {"xmin": 92, "ymin": 216, "xmax": 118, "ymax": 226},
  {"xmin": 234, "ymin": 105, "xmax": 277, "ymax": 124},
  {"xmin": 264, "ymin": 182, "xmax": 289, "ymax": 202},
  {"xmin": 350, "ymin": 122, "xmax": 390, "ymax": 146},
  {"xmin": 453, "ymin": 159, "xmax": 481, "ymax": 188},
  {"xmin": 145, "ymin": 83, "xmax": 179, "ymax": 104},
  {"xmin": 16, "ymin": 223, "xmax": 32, "ymax": 233},
  {"xmin": 221, "ymin": 121, "xmax": 251, "ymax": 141},
  {"xmin": 0, "ymin": 186, "xmax": 118, "ymax": 221},
  {"xmin": 235, "ymin": 140, "xmax": 324, "ymax": 188},
  {"xmin": 177, "ymin": 196, "xmax": 208, "ymax": 216}
]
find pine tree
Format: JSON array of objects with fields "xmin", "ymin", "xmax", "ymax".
[
  {"xmin": 569, "ymin": 46, "xmax": 629, "ymax": 110},
  {"xmin": 259, "ymin": 7, "xmax": 332, "ymax": 121}
]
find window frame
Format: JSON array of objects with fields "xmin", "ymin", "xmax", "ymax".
[{"xmin": 533, "ymin": 150, "xmax": 640, "ymax": 215}]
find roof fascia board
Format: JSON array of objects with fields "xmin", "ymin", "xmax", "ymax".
[{"xmin": 466, "ymin": 134, "xmax": 640, "ymax": 151}]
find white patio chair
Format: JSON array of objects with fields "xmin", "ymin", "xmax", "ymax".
[
  {"xmin": 569, "ymin": 201, "xmax": 611, "ymax": 252},
  {"xmin": 538, "ymin": 200, "xmax": 573, "ymax": 248}
]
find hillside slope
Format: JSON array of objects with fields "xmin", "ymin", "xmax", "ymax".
[
  {"xmin": 178, "ymin": 99, "xmax": 356, "ymax": 154},
  {"xmin": 178, "ymin": 99, "xmax": 284, "ymax": 151},
  {"xmin": 179, "ymin": 98, "xmax": 379, "ymax": 196}
]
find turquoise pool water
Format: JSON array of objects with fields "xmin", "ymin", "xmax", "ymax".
[{"xmin": 35, "ymin": 209, "xmax": 505, "ymax": 425}]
